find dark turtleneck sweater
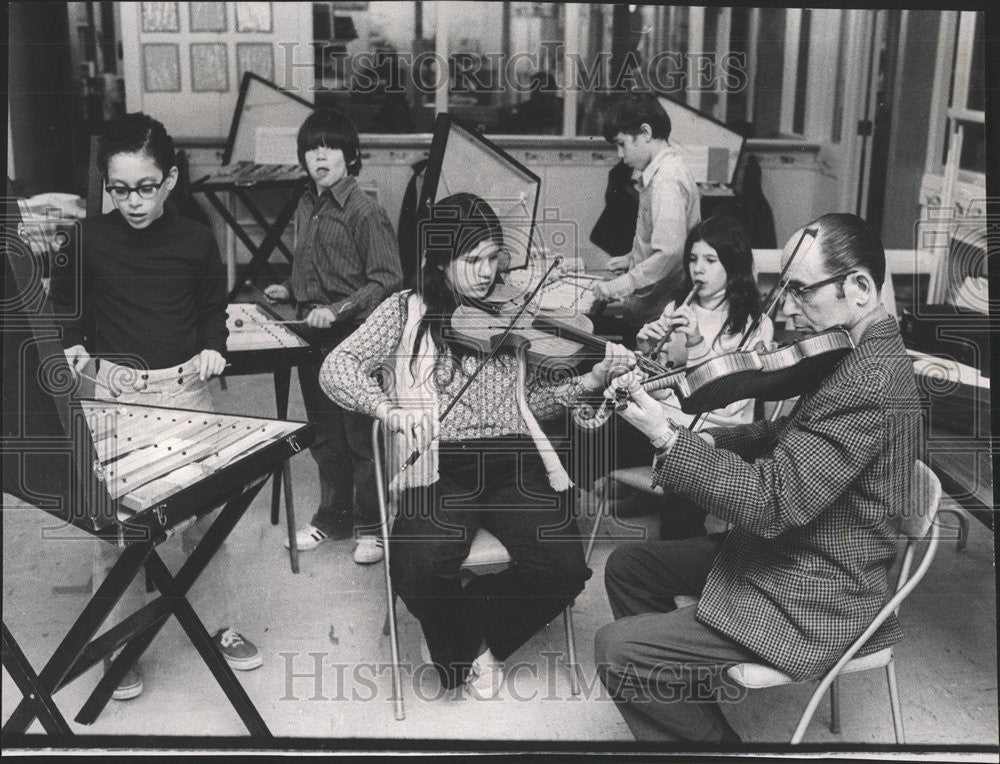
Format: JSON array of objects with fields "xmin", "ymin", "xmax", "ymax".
[{"xmin": 51, "ymin": 207, "xmax": 228, "ymax": 369}]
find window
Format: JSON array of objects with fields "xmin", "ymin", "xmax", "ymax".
[
  {"xmin": 311, "ymin": 1, "xmax": 430, "ymax": 133},
  {"xmin": 306, "ymin": 3, "xmax": 846, "ymax": 140},
  {"xmin": 939, "ymin": 11, "xmax": 985, "ymax": 175},
  {"xmin": 448, "ymin": 2, "xmax": 565, "ymax": 135}
]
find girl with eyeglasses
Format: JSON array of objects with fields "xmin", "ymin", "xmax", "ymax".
[{"xmin": 49, "ymin": 112, "xmax": 260, "ymax": 701}]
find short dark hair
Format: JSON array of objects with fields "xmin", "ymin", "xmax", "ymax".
[
  {"xmin": 602, "ymin": 92, "xmax": 672, "ymax": 143},
  {"xmin": 810, "ymin": 213, "xmax": 886, "ymax": 291},
  {"xmin": 297, "ymin": 107, "xmax": 362, "ymax": 176},
  {"xmin": 97, "ymin": 112, "xmax": 176, "ymax": 177}
]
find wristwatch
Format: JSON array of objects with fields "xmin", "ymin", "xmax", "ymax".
[{"xmin": 649, "ymin": 420, "xmax": 679, "ymax": 451}]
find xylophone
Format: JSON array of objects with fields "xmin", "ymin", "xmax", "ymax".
[
  {"xmin": 3, "ymin": 211, "xmax": 314, "ymax": 736},
  {"xmin": 83, "ymin": 400, "xmax": 306, "ymax": 515},
  {"xmin": 4, "ymin": 400, "xmax": 312, "ymax": 736},
  {"xmin": 224, "ymin": 301, "xmax": 316, "ymax": 572},
  {"xmin": 225, "ymin": 301, "xmax": 313, "ymax": 375},
  {"xmin": 193, "ymin": 161, "xmax": 307, "ymax": 190}
]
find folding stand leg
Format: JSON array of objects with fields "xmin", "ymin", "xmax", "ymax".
[
  {"xmin": 282, "ymin": 462, "xmax": 298, "ymax": 574},
  {"xmin": 76, "ymin": 481, "xmax": 272, "ymax": 735},
  {"xmin": 3, "ymin": 543, "xmax": 150, "ymax": 735},
  {"xmin": 270, "ymin": 368, "xmax": 291, "ymax": 526},
  {"xmin": 271, "ymin": 366, "xmax": 299, "ymax": 573},
  {"xmin": 146, "ymin": 554, "xmax": 271, "ymax": 737},
  {"xmin": 2, "ymin": 623, "xmax": 72, "ymax": 735},
  {"xmin": 204, "ymin": 191, "xmax": 300, "ymax": 302}
]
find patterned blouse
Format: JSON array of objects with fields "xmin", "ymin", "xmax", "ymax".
[{"xmin": 320, "ymin": 291, "xmax": 584, "ymax": 441}]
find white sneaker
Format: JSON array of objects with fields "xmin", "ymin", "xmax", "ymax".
[
  {"xmin": 465, "ymin": 651, "xmax": 504, "ymax": 700},
  {"xmin": 353, "ymin": 535, "xmax": 384, "ymax": 564},
  {"xmin": 284, "ymin": 524, "xmax": 329, "ymax": 551}
]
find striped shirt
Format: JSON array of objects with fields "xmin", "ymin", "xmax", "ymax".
[{"xmin": 286, "ymin": 176, "xmax": 402, "ymax": 323}]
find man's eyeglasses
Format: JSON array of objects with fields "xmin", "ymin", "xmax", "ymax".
[
  {"xmin": 105, "ymin": 179, "xmax": 166, "ymax": 201},
  {"xmin": 782, "ymin": 271, "xmax": 856, "ymax": 303}
]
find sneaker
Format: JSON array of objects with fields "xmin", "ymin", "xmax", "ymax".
[
  {"xmin": 465, "ymin": 652, "xmax": 504, "ymax": 700},
  {"xmin": 284, "ymin": 524, "xmax": 329, "ymax": 551},
  {"xmin": 212, "ymin": 628, "xmax": 263, "ymax": 671},
  {"xmin": 353, "ymin": 535, "xmax": 384, "ymax": 565},
  {"xmin": 111, "ymin": 666, "xmax": 143, "ymax": 701}
]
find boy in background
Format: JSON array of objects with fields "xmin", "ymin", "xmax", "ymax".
[
  {"xmin": 265, "ymin": 107, "xmax": 402, "ymax": 565},
  {"xmin": 593, "ymin": 93, "xmax": 701, "ymax": 330}
]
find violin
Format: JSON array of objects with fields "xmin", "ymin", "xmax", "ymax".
[
  {"xmin": 590, "ymin": 225, "xmax": 856, "ymax": 427},
  {"xmin": 639, "ymin": 328, "xmax": 854, "ymax": 414}
]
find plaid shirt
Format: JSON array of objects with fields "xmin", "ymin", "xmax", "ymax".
[
  {"xmin": 653, "ymin": 316, "xmax": 921, "ymax": 681},
  {"xmin": 286, "ymin": 176, "xmax": 402, "ymax": 323}
]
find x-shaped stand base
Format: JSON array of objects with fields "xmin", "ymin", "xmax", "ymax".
[
  {"xmin": 195, "ymin": 186, "xmax": 303, "ymax": 302},
  {"xmin": 2, "ymin": 478, "xmax": 271, "ymax": 738}
]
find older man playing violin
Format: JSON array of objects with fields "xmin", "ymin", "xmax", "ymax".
[{"xmin": 592, "ymin": 212, "xmax": 921, "ymax": 742}]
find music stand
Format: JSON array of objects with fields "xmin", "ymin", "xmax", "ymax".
[{"xmin": 190, "ymin": 72, "xmax": 314, "ymax": 300}]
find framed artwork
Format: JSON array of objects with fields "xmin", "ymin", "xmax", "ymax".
[
  {"xmin": 235, "ymin": 2, "xmax": 273, "ymax": 33},
  {"xmin": 189, "ymin": 2, "xmax": 227, "ymax": 33},
  {"xmin": 142, "ymin": 43, "xmax": 181, "ymax": 92},
  {"xmin": 236, "ymin": 43, "xmax": 275, "ymax": 83},
  {"xmin": 141, "ymin": 2, "xmax": 179, "ymax": 32},
  {"xmin": 190, "ymin": 43, "xmax": 229, "ymax": 92}
]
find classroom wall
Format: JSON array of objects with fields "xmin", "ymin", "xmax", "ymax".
[
  {"xmin": 182, "ymin": 135, "xmax": 837, "ymax": 277},
  {"xmin": 119, "ymin": 2, "xmax": 314, "ymax": 141}
]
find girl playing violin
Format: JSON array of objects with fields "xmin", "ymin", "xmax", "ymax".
[
  {"xmin": 636, "ymin": 215, "xmax": 773, "ymax": 429},
  {"xmin": 321, "ymin": 193, "xmax": 625, "ymax": 699},
  {"xmin": 623, "ymin": 216, "xmax": 773, "ymax": 538}
]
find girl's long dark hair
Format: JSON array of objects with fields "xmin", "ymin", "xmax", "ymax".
[
  {"xmin": 411, "ymin": 193, "xmax": 504, "ymax": 376},
  {"xmin": 673, "ymin": 216, "xmax": 762, "ymax": 341}
]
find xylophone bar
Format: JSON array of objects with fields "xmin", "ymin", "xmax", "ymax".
[{"xmin": 81, "ymin": 402, "xmax": 301, "ymax": 509}]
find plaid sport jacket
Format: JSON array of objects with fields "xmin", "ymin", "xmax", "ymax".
[{"xmin": 653, "ymin": 316, "xmax": 921, "ymax": 681}]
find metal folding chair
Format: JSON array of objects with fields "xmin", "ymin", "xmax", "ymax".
[{"xmin": 725, "ymin": 460, "xmax": 943, "ymax": 744}]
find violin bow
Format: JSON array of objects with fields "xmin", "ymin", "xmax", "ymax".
[
  {"xmin": 400, "ymin": 257, "xmax": 565, "ymax": 470},
  {"xmin": 737, "ymin": 226, "xmax": 818, "ymax": 347}
]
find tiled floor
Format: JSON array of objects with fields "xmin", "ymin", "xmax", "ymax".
[{"xmin": 3, "ymin": 373, "xmax": 997, "ymax": 754}]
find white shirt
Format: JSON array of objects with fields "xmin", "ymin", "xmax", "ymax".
[{"xmin": 602, "ymin": 146, "xmax": 701, "ymax": 299}]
